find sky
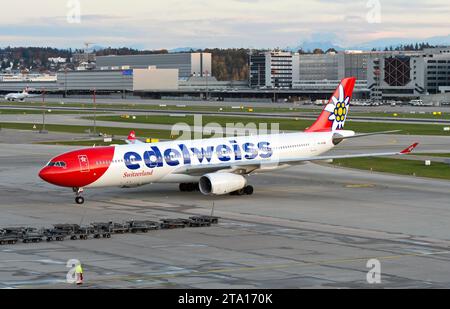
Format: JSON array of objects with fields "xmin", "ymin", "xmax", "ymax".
[{"xmin": 1, "ymin": 0, "xmax": 449, "ymax": 49}]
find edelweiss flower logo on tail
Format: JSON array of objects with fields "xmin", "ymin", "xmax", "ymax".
[
  {"xmin": 304, "ymin": 77, "xmax": 355, "ymax": 133},
  {"xmin": 324, "ymin": 84, "xmax": 350, "ymax": 131}
]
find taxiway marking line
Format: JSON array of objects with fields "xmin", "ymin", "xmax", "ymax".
[{"xmin": 15, "ymin": 250, "xmax": 450, "ymax": 288}]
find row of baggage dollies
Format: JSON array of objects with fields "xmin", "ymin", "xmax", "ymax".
[{"xmin": 0, "ymin": 215, "xmax": 219, "ymax": 245}]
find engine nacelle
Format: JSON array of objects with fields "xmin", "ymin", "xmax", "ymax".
[{"xmin": 199, "ymin": 173, "xmax": 247, "ymax": 195}]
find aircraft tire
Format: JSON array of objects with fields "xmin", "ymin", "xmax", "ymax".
[
  {"xmin": 75, "ymin": 196, "xmax": 85, "ymax": 205},
  {"xmin": 244, "ymin": 185, "xmax": 254, "ymax": 195}
]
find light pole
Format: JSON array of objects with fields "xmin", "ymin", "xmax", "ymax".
[
  {"xmin": 64, "ymin": 68, "xmax": 68, "ymax": 98},
  {"xmin": 204, "ymin": 70, "xmax": 209, "ymax": 100},
  {"xmin": 122, "ymin": 73, "xmax": 125, "ymax": 99},
  {"xmin": 93, "ymin": 88, "xmax": 97, "ymax": 136},
  {"xmin": 40, "ymin": 88, "xmax": 47, "ymax": 134}
]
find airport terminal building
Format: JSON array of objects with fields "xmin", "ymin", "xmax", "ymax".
[
  {"xmin": 423, "ymin": 47, "xmax": 450, "ymax": 95},
  {"xmin": 249, "ymin": 51, "xmax": 300, "ymax": 89},
  {"xmin": 0, "ymin": 48, "xmax": 449, "ymax": 103},
  {"xmin": 57, "ymin": 67, "xmax": 179, "ymax": 93},
  {"xmin": 96, "ymin": 53, "xmax": 212, "ymax": 80},
  {"xmin": 298, "ymin": 53, "xmax": 340, "ymax": 81},
  {"xmin": 367, "ymin": 47, "xmax": 450, "ymax": 100}
]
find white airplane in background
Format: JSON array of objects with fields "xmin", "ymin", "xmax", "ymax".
[
  {"xmin": 4, "ymin": 88, "xmax": 41, "ymax": 101},
  {"xmin": 39, "ymin": 77, "xmax": 419, "ymax": 204}
]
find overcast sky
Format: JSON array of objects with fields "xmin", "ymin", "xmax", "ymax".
[{"xmin": 1, "ymin": 0, "xmax": 449, "ymax": 49}]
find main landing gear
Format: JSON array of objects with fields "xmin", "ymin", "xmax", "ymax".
[
  {"xmin": 179, "ymin": 183, "xmax": 200, "ymax": 192},
  {"xmin": 179, "ymin": 183, "xmax": 254, "ymax": 195},
  {"xmin": 230, "ymin": 185, "xmax": 254, "ymax": 196},
  {"xmin": 73, "ymin": 187, "xmax": 85, "ymax": 205}
]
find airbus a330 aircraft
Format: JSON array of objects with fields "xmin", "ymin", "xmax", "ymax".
[
  {"xmin": 39, "ymin": 77, "xmax": 418, "ymax": 204},
  {"xmin": 4, "ymin": 88, "xmax": 41, "ymax": 101}
]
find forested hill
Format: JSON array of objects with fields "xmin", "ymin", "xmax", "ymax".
[
  {"xmin": 0, "ymin": 47, "xmax": 72, "ymax": 71},
  {"xmin": 204, "ymin": 48, "xmax": 249, "ymax": 81}
]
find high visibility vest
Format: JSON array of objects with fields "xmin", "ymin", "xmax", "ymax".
[{"xmin": 75, "ymin": 264, "xmax": 83, "ymax": 274}]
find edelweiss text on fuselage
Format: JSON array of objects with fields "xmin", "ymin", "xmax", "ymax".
[{"xmin": 123, "ymin": 140, "xmax": 273, "ymax": 170}]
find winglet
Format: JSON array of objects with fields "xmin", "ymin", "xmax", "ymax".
[
  {"xmin": 125, "ymin": 130, "xmax": 144, "ymax": 144},
  {"xmin": 400, "ymin": 143, "xmax": 419, "ymax": 154},
  {"xmin": 127, "ymin": 130, "xmax": 136, "ymax": 142}
]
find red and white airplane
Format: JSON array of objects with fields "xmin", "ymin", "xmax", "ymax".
[
  {"xmin": 39, "ymin": 77, "xmax": 418, "ymax": 204},
  {"xmin": 4, "ymin": 87, "xmax": 41, "ymax": 101}
]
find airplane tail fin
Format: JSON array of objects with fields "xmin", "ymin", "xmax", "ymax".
[{"xmin": 305, "ymin": 77, "xmax": 356, "ymax": 133}]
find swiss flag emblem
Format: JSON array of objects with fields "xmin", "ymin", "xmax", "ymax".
[
  {"xmin": 128, "ymin": 131, "xmax": 136, "ymax": 140},
  {"xmin": 78, "ymin": 155, "xmax": 90, "ymax": 172}
]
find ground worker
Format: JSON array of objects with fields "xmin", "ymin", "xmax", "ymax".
[{"xmin": 75, "ymin": 263, "xmax": 83, "ymax": 285}]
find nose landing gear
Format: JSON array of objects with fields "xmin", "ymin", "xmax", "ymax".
[{"xmin": 73, "ymin": 187, "xmax": 85, "ymax": 205}]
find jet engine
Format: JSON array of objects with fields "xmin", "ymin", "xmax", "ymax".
[{"xmin": 199, "ymin": 173, "xmax": 247, "ymax": 195}]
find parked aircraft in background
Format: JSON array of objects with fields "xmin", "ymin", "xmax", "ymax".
[{"xmin": 4, "ymin": 88, "xmax": 41, "ymax": 101}]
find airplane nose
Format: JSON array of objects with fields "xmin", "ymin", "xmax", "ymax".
[
  {"xmin": 39, "ymin": 166, "xmax": 60, "ymax": 185},
  {"xmin": 38, "ymin": 167, "xmax": 51, "ymax": 182},
  {"xmin": 39, "ymin": 165, "xmax": 72, "ymax": 187}
]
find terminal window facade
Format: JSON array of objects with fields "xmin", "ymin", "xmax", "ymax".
[
  {"xmin": 270, "ymin": 55, "xmax": 293, "ymax": 88},
  {"xmin": 384, "ymin": 57, "xmax": 411, "ymax": 87},
  {"xmin": 298, "ymin": 54, "xmax": 339, "ymax": 81},
  {"xmin": 249, "ymin": 55, "xmax": 267, "ymax": 88},
  {"xmin": 426, "ymin": 59, "xmax": 450, "ymax": 94}
]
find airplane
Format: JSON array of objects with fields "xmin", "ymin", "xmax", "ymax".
[
  {"xmin": 4, "ymin": 88, "xmax": 41, "ymax": 101},
  {"xmin": 39, "ymin": 77, "xmax": 419, "ymax": 205}
]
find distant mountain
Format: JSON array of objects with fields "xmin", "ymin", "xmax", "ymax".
[
  {"xmin": 287, "ymin": 34, "xmax": 450, "ymax": 52},
  {"xmin": 287, "ymin": 41, "xmax": 344, "ymax": 52},
  {"xmin": 348, "ymin": 35, "xmax": 450, "ymax": 50},
  {"xmin": 90, "ymin": 45, "xmax": 106, "ymax": 52},
  {"xmin": 169, "ymin": 47, "xmax": 202, "ymax": 53}
]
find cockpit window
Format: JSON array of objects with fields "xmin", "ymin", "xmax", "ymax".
[{"xmin": 47, "ymin": 161, "xmax": 67, "ymax": 168}]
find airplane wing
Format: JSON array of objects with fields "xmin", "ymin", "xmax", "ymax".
[
  {"xmin": 336, "ymin": 130, "xmax": 401, "ymax": 139},
  {"xmin": 173, "ymin": 143, "xmax": 419, "ymax": 176},
  {"xmin": 332, "ymin": 130, "xmax": 401, "ymax": 144}
]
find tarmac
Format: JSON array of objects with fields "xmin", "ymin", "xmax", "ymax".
[
  {"xmin": 1, "ymin": 128, "xmax": 450, "ymax": 288},
  {"xmin": 2, "ymin": 103, "xmax": 450, "ymax": 126},
  {"xmin": 4, "ymin": 95, "xmax": 450, "ymax": 113}
]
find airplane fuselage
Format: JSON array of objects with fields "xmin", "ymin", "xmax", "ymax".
[
  {"xmin": 5, "ymin": 93, "xmax": 27, "ymax": 101},
  {"xmin": 39, "ymin": 131, "xmax": 337, "ymax": 190}
]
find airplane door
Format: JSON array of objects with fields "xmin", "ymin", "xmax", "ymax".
[{"xmin": 78, "ymin": 155, "xmax": 90, "ymax": 173}]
